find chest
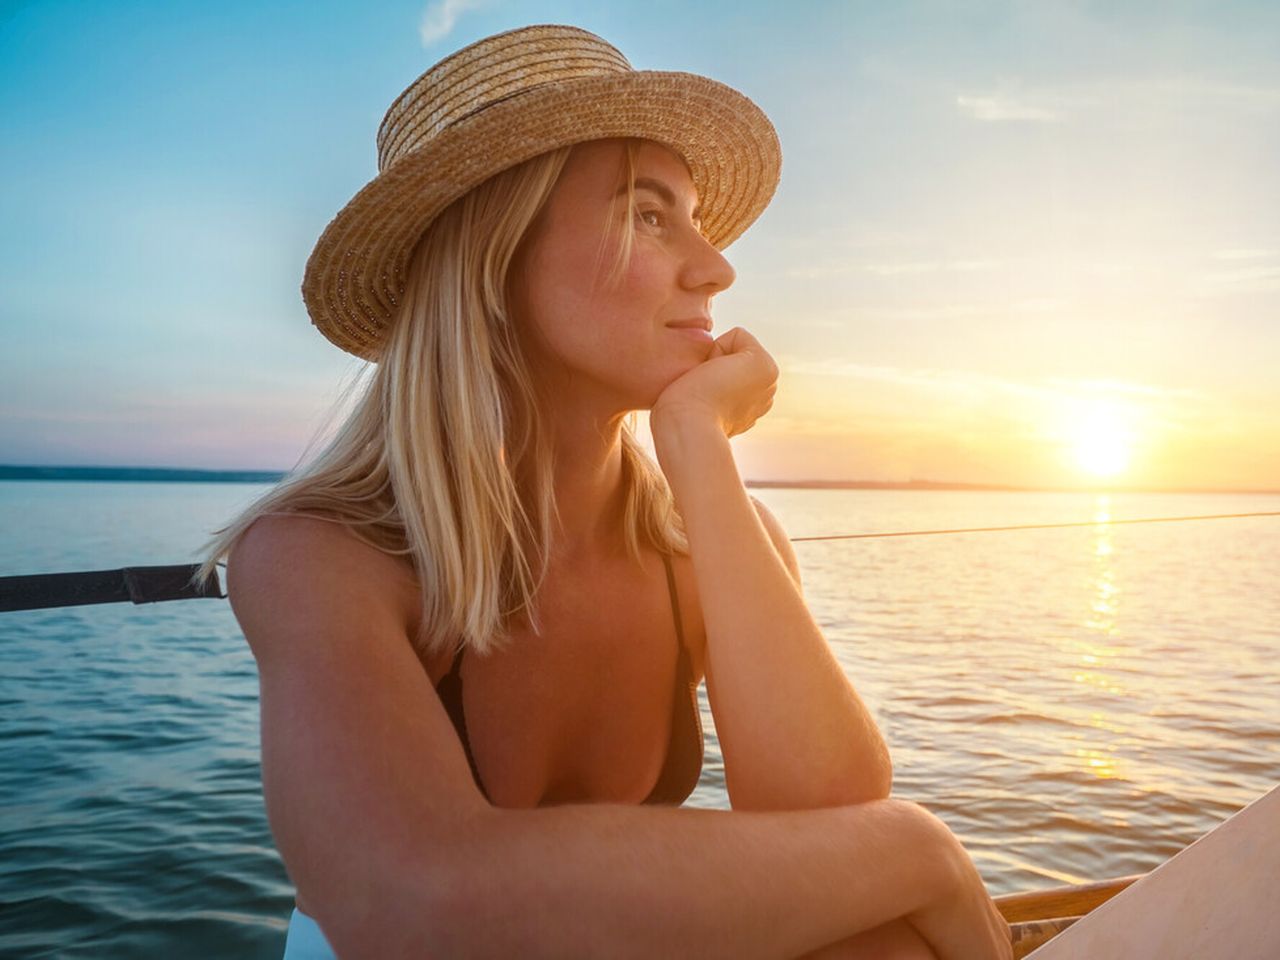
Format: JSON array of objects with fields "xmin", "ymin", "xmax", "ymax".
[{"xmin": 426, "ymin": 553, "xmax": 703, "ymax": 807}]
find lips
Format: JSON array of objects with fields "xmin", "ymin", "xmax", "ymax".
[
  {"xmin": 665, "ymin": 317, "xmax": 713, "ymax": 332},
  {"xmin": 667, "ymin": 321, "xmax": 713, "ymax": 344}
]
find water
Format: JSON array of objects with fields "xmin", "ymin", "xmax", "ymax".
[{"xmin": 2, "ymin": 481, "xmax": 1277, "ymax": 957}]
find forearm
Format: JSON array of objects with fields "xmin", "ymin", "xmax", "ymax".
[
  {"xmin": 389, "ymin": 799, "xmax": 947, "ymax": 960},
  {"xmin": 653, "ymin": 413, "xmax": 891, "ymax": 810}
]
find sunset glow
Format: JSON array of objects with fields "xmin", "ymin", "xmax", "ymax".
[
  {"xmin": 1, "ymin": 4, "xmax": 1276, "ymax": 493},
  {"xmin": 1070, "ymin": 401, "xmax": 1134, "ymax": 478}
]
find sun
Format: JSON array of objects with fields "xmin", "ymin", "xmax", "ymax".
[{"xmin": 1070, "ymin": 401, "xmax": 1134, "ymax": 478}]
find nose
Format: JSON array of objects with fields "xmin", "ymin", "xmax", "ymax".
[{"xmin": 680, "ymin": 230, "xmax": 736, "ymax": 295}]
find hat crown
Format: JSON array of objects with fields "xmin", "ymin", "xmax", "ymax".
[{"xmin": 377, "ymin": 25, "xmax": 632, "ymax": 172}]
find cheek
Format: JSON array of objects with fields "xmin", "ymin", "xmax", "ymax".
[
  {"xmin": 515, "ymin": 239, "xmax": 595, "ymax": 349},
  {"xmin": 514, "ymin": 235, "xmax": 692, "ymax": 398},
  {"xmin": 525, "ymin": 254, "xmax": 644, "ymax": 353}
]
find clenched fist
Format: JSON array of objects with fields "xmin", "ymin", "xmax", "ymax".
[{"xmin": 651, "ymin": 327, "xmax": 779, "ymax": 439}]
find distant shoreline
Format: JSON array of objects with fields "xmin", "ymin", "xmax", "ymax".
[
  {"xmin": 2, "ymin": 465, "xmax": 1276, "ymax": 495},
  {"xmin": 0, "ymin": 465, "xmax": 287, "ymax": 484}
]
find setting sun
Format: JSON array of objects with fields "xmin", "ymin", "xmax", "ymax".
[{"xmin": 1071, "ymin": 401, "xmax": 1134, "ymax": 477}]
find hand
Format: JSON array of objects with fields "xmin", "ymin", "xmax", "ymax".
[
  {"xmin": 651, "ymin": 326, "xmax": 779, "ymax": 439},
  {"xmin": 905, "ymin": 807, "xmax": 1013, "ymax": 960}
]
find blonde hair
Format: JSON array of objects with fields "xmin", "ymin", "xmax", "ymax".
[{"xmin": 195, "ymin": 140, "xmax": 687, "ymax": 658}]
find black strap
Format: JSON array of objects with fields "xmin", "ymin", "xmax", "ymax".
[
  {"xmin": 0, "ymin": 564, "xmax": 224, "ymax": 613},
  {"xmin": 660, "ymin": 553, "xmax": 688, "ymax": 658},
  {"xmin": 437, "ymin": 645, "xmax": 491, "ymax": 801},
  {"xmin": 645, "ymin": 553, "xmax": 704, "ymax": 805}
]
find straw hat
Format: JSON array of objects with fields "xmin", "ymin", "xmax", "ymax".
[{"xmin": 301, "ymin": 24, "xmax": 781, "ymax": 360}]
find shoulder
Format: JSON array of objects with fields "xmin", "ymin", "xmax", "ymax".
[
  {"xmin": 229, "ymin": 513, "xmax": 408, "ymax": 592},
  {"xmin": 227, "ymin": 513, "xmax": 421, "ymax": 664},
  {"xmin": 748, "ymin": 495, "xmax": 802, "ymax": 589}
]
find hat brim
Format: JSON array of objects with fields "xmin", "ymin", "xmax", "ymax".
[{"xmin": 302, "ymin": 70, "xmax": 781, "ymax": 360}]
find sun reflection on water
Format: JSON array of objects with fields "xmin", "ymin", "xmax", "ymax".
[
  {"xmin": 1064, "ymin": 494, "xmax": 1129, "ymax": 780},
  {"xmin": 1073, "ymin": 746, "xmax": 1122, "ymax": 780}
]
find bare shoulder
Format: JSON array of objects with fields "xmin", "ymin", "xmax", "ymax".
[
  {"xmin": 227, "ymin": 513, "xmax": 420, "ymax": 666},
  {"xmin": 748, "ymin": 495, "xmax": 803, "ymax": 589},
  {"xmin": 227, "ymin": 513, "xmax": 486, "ymax": 946},
  {"xmin": 229, "ymin": 512, "xmax": 398, "ymax": 577}
]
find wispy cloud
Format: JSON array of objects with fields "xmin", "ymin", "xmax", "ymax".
[
  {"xmin": 780, "ymin": 361, "xmax": 1198, "ymax": 406},
  {"xmin": 955, "ymin": 78, "xmax": 1280, "ymax": 126},
  {"xmin": 1213, "ymin": 248, "xmax": 1279, "ymax": 261},
  {"xmin": 1197, "ymin": 265, "xmax": 1280, "ymax": 290},
  {"xmin": 787, "ymin": 259, "xmax": 1003, "ymax": 280},
  {"xmin": 420, "ymin": 0, "xmax": 486, "ymax": 46},
  {"xmin": 1043, "ymin": 378, "xmax": 1201, "ymax": 401},
  {"xmin": 955, "ymin": 94, "xmax": 1058, "ymax": 122}
]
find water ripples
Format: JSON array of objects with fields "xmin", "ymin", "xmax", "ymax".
[{"xmin": 3, "ymin": 484, "xmax": 1278, "ymax": 955}]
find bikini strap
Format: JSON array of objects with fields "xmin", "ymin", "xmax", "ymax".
[
  {"xmin": 660, "ymin": 553, "xmax": 691, "ymax": 672},
  {"xmin": 436, "ymin": 643, "xmax": 489, "ymax": 801},
  {"xmin": 445, "ymin": 643, "xmax": 466, "ymax": 680}
]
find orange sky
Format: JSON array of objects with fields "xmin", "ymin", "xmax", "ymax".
[{"xmin": 3, "ymin": 4, "xmax": 1277, "ymax": 492}]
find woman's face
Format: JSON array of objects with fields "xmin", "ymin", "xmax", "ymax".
[{"xmin": 511, "ymin": 139, "xmax": 736, "ymax": 412}]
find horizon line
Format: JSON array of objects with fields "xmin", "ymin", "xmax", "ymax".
[{"xmin": 2, "ymin": 464, "xmax": 1277, "ymax": 496}]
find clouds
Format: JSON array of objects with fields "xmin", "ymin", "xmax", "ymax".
[
  {"xmin": 777, "ymin": 360, "xmax": 1195, "ymax": 407},
  {"xmin": 951, "ymin": 76, "xmax": 1280, "ymax": 130},
  {"xmin": 419, "ymin": 0, "xmax": 487, "ymax": 46},
  {"xmin": 736, "ymin": 358, "xmax": 1255, "ymax": 488},
  {"xmin": 955, "ymin": 93, "xmax": 1058, "ymax": 123}
]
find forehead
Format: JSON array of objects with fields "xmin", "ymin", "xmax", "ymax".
[{"xmin": 559, "ymin": 139, "xmax": 698, "ymax": 203}]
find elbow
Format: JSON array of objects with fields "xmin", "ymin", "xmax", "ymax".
[
  {"xmin": 865, "ymin": 743, "xmax": 894, "ymax": 801},
  {"xmin": 318, "ymin": 864, "xmax": 463, "ymax": 960},
  {"xmin": 319, "ymin": 821, "xmax": 499, "ymax": 959},
  {"xmin": 829, "ymin": 773, "xmax": 892, "ymax": 808},
  {"xmin": 837, "ymin": 745, "xmax": 894, "ymax": 806},
  {"xmin": 865, "ymin": 762, "xmax": 894, "ymax": 803},
  {"xmin": 872, "ymin": 744, "xmax": 895, "ymax": 799}
]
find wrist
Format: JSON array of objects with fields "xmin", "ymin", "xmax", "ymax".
[
  {"xmin": 650, "ymin": 401, "xmax": 722, "ymax": 439},
  {"xmin": 650, "ymin": 406, "xmax": 730, "ymax": 474}
]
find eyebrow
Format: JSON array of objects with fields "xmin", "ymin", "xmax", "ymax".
[{"xmin": 618, "ymin": 176, "xmax": 703, "ymax": 224}]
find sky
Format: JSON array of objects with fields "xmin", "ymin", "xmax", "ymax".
[{"xmin": 2, "ymin": 0, "xmax": 1277, "ymax": 490}]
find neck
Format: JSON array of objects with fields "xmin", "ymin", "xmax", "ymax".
[{"xmin": 541, "ymin": 400, "xmax": 630, "ymax": 561}]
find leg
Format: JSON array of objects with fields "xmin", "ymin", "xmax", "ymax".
[{"xmin": 796, "ymin": 917, "xmax": 938, "ymax": 960}]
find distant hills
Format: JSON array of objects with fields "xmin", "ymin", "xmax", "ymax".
[
  {"xmin": 0, "ymin": 465, "xmax": 287, "ymax": 484},
  {"xmin": 1, "ymin": 465, "xmax": 1275, "ymax": 495}
]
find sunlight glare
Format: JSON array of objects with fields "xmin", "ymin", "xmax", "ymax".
[{"xmin": 1069, "ymin": 400, "xmax": 1134, "ymax": 477}]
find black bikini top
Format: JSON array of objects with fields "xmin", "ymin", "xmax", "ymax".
[{"xmin": 434, "ymin": 553, "xmax": 704, "ymax": 806}]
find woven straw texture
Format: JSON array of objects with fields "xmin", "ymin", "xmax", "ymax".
[{"xmin": 302, "ymin": 24, "xmax": 781, "ymax": 360}]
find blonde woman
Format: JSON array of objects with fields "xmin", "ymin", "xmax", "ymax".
[{"xmin": 200, "ymin": 25, "xmax": 1011, "ymax": 960}]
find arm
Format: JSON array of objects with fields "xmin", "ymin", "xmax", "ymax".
[
  {"xmin": 651, "ymin": 332, "xmax": 892, "ymax": 812},
  {"xmin": 230, "ymin": 514, "xmax": 996, "ymax": 960}
]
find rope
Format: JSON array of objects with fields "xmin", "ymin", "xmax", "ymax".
[
  {"xmin": 2, "ymin": 513, "xmax": 1274, "ymax": 613},
  {"xmin": 789, "ymin": 511, "xmax": 1280, "ymax": 543}
]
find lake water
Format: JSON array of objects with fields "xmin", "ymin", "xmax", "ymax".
[{"xmin": 2, "ymin": 481, "xmax": 1277, "ymax": 957}]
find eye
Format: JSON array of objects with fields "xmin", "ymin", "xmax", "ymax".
[{"xmin": 636, "ymin": 207, "xmax": 665, "ymax": 229}]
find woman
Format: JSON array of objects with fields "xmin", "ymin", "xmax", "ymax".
[{"xmin": 199, "ymin": 25, "xmax": 1011, "ymax": 960}]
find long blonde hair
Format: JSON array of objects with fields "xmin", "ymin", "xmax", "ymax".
[{"xmin": 195, "ymin": 140, "xmax": 687, "ymax": 658}]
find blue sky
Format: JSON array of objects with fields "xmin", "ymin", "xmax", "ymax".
[{"xmin": 2, "ymin": 1, "xmax": 1277, "ymax": 488}]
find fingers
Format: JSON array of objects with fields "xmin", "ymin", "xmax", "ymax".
[
  {"xmin": 652, "ymin": 326, "xmax": 778, "ymax": 439},
  {"xmin": 712, "ymin": 326, "xmax": 779, "ymax": 382}
]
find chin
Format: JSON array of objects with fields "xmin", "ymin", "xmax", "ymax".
[
  {"xmin": 636, "ymin": 367, "xmax": 699, "ymax": 411},
  {"xmin": 598, "ymin": 350, "xmax": 709, "ymax": 413}
]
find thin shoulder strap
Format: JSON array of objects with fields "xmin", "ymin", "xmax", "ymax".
[
  {"xmin": 445, "ymin": 644, "xmax": 466, "ymax": 681},
  {"xmin": 660, "ymin": 552, "xmax": 690, "ymax": 662},
  {"xmin": 646, "ymin": 552, "xmax": 704, "ymax": 806},
  {"xmin": 436, "ymin": 645, "xmax": 489, "ymax": 801}
]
